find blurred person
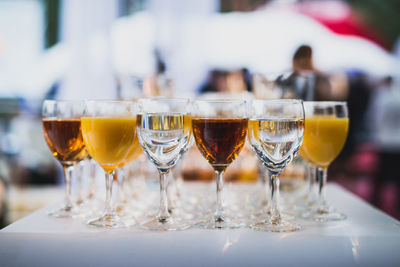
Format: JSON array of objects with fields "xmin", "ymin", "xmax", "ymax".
[
  {"xmin": 327, "ymin": 71, "xmax": 349, "ymax": 101},
  {"xmin": 199, "ymin": 70, "xmax": 228, "ymax": 93},
  {"xmin": 199, "ymin": 68, "xmax": 252, "ymax": 94},
  {"xmin": 367, "ymin": 76, "xmax": 400, "ymax": 213},
  {"xmin": 226, "ymin": 68, "xmax": 252, "ymax": 93},
  {"xmin": 332, "ymin": 72, "xmax": 374, "ymax": 184},
  {"xmin": 344, "ymin": 72, "xmax": 374, "ymax": 154},
  {"xmin": 142, "ymin": 51, "xmax": 173, "ymax": 97},
  {"xmin": 242, "ymin": 68, "xmax": 253, "ymax": 92},
  {"xmin": 0, "ymin": 162, "xmax": 8, "ymax": 228},
  {"xmin": 285, "ymin": 45, "xmax": 331, "ymax": 100}
]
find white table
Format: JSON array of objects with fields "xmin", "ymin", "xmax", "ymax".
[{"xmin": 1, "ymin": 184, "xmax": 400, "ymax": 267}]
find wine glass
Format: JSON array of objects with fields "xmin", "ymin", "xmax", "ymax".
[
  {"xmin": 42, "ymin": 100, "xmax": 86, "ymax": 218},
  {"xmin": 191, "ymin": 100, "xmax": 248, "ymax": 229},
  {"xmin": 81, "ymin": 100, "xmax": 138, "ymax": 228},
  {"xmin": 137, "ymin": 98, "xmax": 191, "ymax": 231},
  {"xmin": 247, "ymin": 99, "xmax": 304, "ymax": 232},
  {"xmin": 301, "ymin": 101, "xmax": 349, "ymax": 222}
]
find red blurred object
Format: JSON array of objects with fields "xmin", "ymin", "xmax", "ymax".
[{"xmin": 294, "ymin": 1, "xmax": 389, "ymax": 50}]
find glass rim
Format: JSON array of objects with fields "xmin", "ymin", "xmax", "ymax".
[
  {"xmin": 192, "ymin": 99, "xmax": 246, "ymax": 104},
  {"xmin": 84, "ymin": 99, "xmax": 137, "ymax": 104},
  {"xmin": 252, "ymin": 71, "xmax": 293, "ymax": 76},
  {"xmin": 303, "ymin": 101, "xmax": 347, "ymax": 106},
  {"xmin": 251, "ymin": 99, "xmax": 303, "ymax": 104},
  {"xmin": 43, "ymin": 99, "xmax": 84, "ymax": 104},
  {"xmin": 138, "ymin": 97, "xmax": 190, "ymax": 102}
]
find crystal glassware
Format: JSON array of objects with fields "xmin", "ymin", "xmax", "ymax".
[
  {"xmin": 137, "ymin": 98, "xmax": 191, "ymax": 231},
  {"xmin": 247, "ymin": 99, "xmax": 304, "ymax": 232}
]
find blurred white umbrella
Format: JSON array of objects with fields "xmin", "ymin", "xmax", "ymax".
[
  {"xmin": 201, "ymin": 8, "xmax": 399, "ymax": 76},
  {"xmin": 4, "ymin": 3, "xmax": 398, "ymax": 99}
]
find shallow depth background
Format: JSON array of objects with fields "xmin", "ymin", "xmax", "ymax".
[{"xmin": 0, "ymin": 0, "xmax": 400, "ymax": 227}]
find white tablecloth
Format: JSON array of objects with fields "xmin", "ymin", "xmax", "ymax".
[{"xmin": 1, "ymin": 184, "xmax": 400, "ymax": 267}]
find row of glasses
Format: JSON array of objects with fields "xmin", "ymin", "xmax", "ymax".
[{"xmin": 42, "ymin": 99, "xmax": 349, "ymax": 232}]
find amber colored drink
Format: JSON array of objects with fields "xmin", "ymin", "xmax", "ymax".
[
  {"xmin": 302, "ymin": 115, "xmax": 349, "ymax": 167},
  {"xmin": 42, "ymin": 118, "xmax": 86, "ymax": 164},
  {"xmin": 81, "ymin": 117, "xmax": 137, "ymax": 173},
  {"xmin": 192, "ymin": 118, "xmax": 248, "ymax": 172}
]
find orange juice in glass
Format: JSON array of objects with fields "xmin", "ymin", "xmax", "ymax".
[
  {"xmin": 301, "ymin": 102, "xmax": 349, "ymax": 222},
  {"xmin": 81, "ymin": 101, "xmax": 137, "ymax": 228},
  {"xmin": 82, "ymin": 117, "xmax": 137, "ymax": 173},
  {"xmin": 302, "ymin": 115, "xmax": 349, "ymax": 167}
]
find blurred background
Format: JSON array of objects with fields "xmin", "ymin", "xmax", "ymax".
[{"xmin": 1, "ymin": 0, "xmax": 400, "ymax": 227}]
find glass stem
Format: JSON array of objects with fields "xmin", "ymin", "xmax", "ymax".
[
  {"xmin": 167, "ymin": 172, "xmax": 175, "ymax": 212},
  {"xmin": 307, "ymin": 164, "xmax": 314, "ymax": 193},
  {"xmin": 158, "ymin": 170, "xmax": 170, "ymax": 222},
  {"xmin": 87, "ymin": 159, "xmax": 96, "ymax": 199},
  {"xmin": 307, "ymin": 164, "xmax": 316, "ymax": 203},
  {"xmin": 174, "ymin": 161, "xmax": 183, "ymax": 198},
  {"xmin": 118, "ymin": 168, "xmax": 127, "ymax": 204},
  {"xmin": 262, "ymin": 170, "xmax": 270, "ymax": 210},
  {"xmin": 135, "ymin": 156, "xmax": 147, "ymax": 191},
  {"xmin": 268, "ymin": 172, "xmax": 281, "ymax": 224},
  {"xmin": 104, "ymin": 171, "xmax": 115, "ymax": 217},
  {"xmin": 317, "ymin": 166, "xmax": 328, "ymax": 209},
  {"xmin": 63, "ymin": 165, "xmax": 73, "ymax": 211},
  {"xmin": 214, "ymin": 170, "xmax": 224, "ymax": 222},
  {"xmin": 75, "ymin": 162, "xmax": 83, "ymax": 205}
]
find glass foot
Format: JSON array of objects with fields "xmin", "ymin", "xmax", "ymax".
[
  {"xmin": 87, "ymin": 214, "xmax": 126, "ymax": 228},
  {"xmin": 196, "ymin": 216, "xmax": 244, "ymax": 229},
  {"xmin": 251, "ymin": 210, "xmax": 295, "ymax": 221},
  {"xmin": 140, "ymin": 217, "xmax": 191, "ymax": 231},
  {"xmin": 169, "ymin": 206, "xmax": 198, "ymax": 220},
  {"xmin": 290, "ymin": 200, "xmax": 316, "ymax": 212},
  {"xmin": 48, "ymin": 205, "xmax": 78, "ymax": 218},
  {"xmin": 302, "ymin": 206, "xmax": 347, "ymax": 222},
  {"xmin": 250, "ymin": 219, "xmax": 301, "ymax": 232}
]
